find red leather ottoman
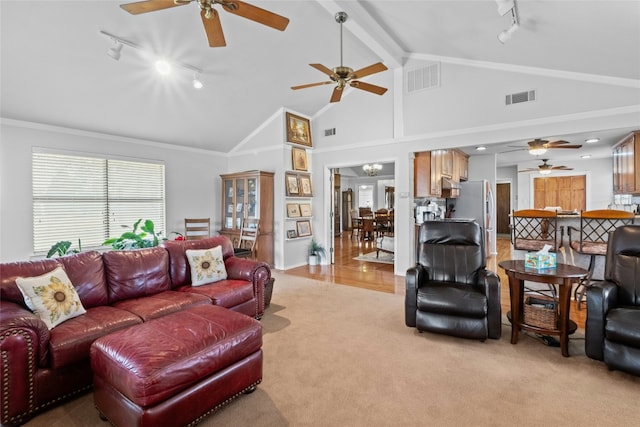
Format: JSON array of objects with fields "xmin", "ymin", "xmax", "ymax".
[{"xmin": 90, "ymin": 305, "xmax": 262, "ymax": 427}]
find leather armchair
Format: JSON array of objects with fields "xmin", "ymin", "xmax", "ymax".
[
  {"xmin": 405, "ymin": 220, "xmax": 501, "ymax": 341},
  {"xmin": 585, "ymin": 225, "xmax": 640, "ymax": 376}
]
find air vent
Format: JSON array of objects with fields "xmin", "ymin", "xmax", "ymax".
[
  {"xmin": 506, "ymin": 90, "xmax": 536, "ymax": 105},
  {"xmin": 324, "ymin": 128, "xmax": 336, "ymax": 137},
  {"xmin": 406, "ymin": 63, "xmax": 440, "ymax": 93}
]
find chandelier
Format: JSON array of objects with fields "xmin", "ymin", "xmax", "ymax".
[{"xmin": 363, "ymin": 164, "xmax": 383, "ymax": 176}]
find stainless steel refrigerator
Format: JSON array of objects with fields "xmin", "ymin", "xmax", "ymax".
[{"xmin": 452, "ymin": 180, "xmax": 494, "ymax": 254}]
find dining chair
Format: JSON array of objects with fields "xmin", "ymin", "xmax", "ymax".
[
  {"xmin": 350, "ymin": 209, "xmax": 362, "ymax": 240},
  {"xmin": 235, "ymin": 218, "xmax": 260, "ymax": 260},
  {"xmin": 184, "ymin": 218, "xmax": 211, "ymax": 240},
  {"xmin": 568, "ymin": 209, "xmax": 635, "ymax": 309}
]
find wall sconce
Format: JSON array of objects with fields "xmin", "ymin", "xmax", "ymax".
[
  {"xmin": 363, "ymin": 164, "xmax": 383, "ymax": 176},
  {"xmin": 100, "ymin": 30, "xmax": 204, "ymax": 89}
]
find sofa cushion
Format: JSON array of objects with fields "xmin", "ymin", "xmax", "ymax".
[
  {"xmin": 186, "ymin": 246, "xmax": 228, "ymax": 286},
  {"xmin": 178, "ymin": 280, "xmax": 254, "ymax": 309},
  {"xmin": 15, "ymin": 266, "xmax": 87, "ymax": 330},
  {"xmin": 49, "ymin": 305, "xmax": 142, "ymax": 369},
  {"xmin": 58, "ymin": 251, "xmax": 108, "ymax": 308},
  {"xmin": 162, "ymin": 236, "xmax": 234, "ymax": 288},
  {"xmin": 1, "ymin": 257, "xmax": 60, "ymax": 306},
  {"xmin": 417, "ymin": 283, "xmax": 487, "ymax": 318},
  {"xmin": 111, "ymin": 290, "xmax": 211, "ymax": 322},
  {"xmin": 103, "ymin": 247, "xmax": 172, "ymax": 303}
]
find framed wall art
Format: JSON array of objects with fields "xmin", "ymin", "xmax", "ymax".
[
  {"xmin": 299, "ymin": 173, "xmax": 313, "ymax": 197},
  {"xmin": 296, "ymin": 220, "xmax": 312, "ymax": 237},
  {"xmin": 292, "ymin": 147, "xmax": 308, "ymax": 171},
  {"xmin": 287, "ymin": 203, "xmax": 301, "ymax": 217},
  {"xmin": 285, "ymin": 172, "xmax": 300, "ymax": 196},
  {"xmin": 299, "ymin": 203, "xmax": 312, "ymax": 217},
  {"xmin": 286, "ymin": 112, "xmax": 312, "ymax": 147},
  {"xmin": 286, "ymin": 229, "xmax": 298, "ymax": 239}
]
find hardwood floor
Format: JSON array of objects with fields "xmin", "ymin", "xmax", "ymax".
[{"xmin": 283, "ymin": 233, "xmax": 587, "ymax": 329}]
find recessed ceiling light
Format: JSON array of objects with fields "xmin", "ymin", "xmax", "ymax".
[
  {"xmin": 476, "ymin": 146, "xmax": 487, "ymax": 151},
  {"xmin": 585, "ymin": 138, "xmax": 600, "ymax": 144},
  {"xmin": 581, "ymin": 154, "xmax": 592, "ymax": 159},
  {"xmin": 155, "ymin": 59, "xmax": 172, "ymax": 76}
]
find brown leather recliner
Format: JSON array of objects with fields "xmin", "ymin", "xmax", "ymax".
[
  {"xmin": 585, "ymin": 224, "xmax": 640, "ymax": 376},
  {"xmin": 405, "ymin": 220, "xmax": 501, "ymax": 341}
]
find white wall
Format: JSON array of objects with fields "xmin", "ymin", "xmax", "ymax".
[{"xmin": 0, "ymin": 120, "xmax": 225, "ymax": 262}]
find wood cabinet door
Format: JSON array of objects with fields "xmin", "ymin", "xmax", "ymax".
[
  {"xmin": 414, "ymin": 151, "xmax": 431, "ymax": 198},
  {"xmin": 430, "ymin": 150, "xmax": 442, "ymax": 196}
]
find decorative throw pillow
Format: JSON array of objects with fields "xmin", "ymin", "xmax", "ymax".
[
  {"xmin": 186, "ymin": 246, "xmax": 228, "ymax": 286},
  {"xmin": 15, "ymin": 266, "xmax": 86, "ymax": 330}
]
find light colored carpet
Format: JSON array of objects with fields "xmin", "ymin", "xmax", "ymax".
[
  {"xmin": 353, "ymin": 250, "xmax": 394, "ymax": 264},
  {"xmin": 24, "ymin": 272, "xmax": 640, "ymax": 427}
]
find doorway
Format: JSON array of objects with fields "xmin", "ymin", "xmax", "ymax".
[{"xmin": 496, "ymin": 182, "xmax": 511, "ymax": 236}]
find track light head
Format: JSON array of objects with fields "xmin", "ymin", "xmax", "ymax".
[
  {"xmin": 192, "ymin": 73, "xmax": 203, "ymax": 89},
  {"xmin": 498, "ymin": 23, "xmax": 519, "ymax": 44},
  {"xmin": 107, "ymin": 41, "xmax": 123, "ymax": 61}
]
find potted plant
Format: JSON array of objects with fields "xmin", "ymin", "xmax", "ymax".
[
  {"xmin": 46, "ymin": 239, "xmax": 82, "ymax": 258},
  {"xmin": 308, "ymin": 239, "xmax": 326, "ymax": 266},
  {"xmin": 103, "ymin": 219, "xmax": 164, "ymax": 250}
]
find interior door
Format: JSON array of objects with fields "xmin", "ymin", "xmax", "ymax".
[{"xmin": 496, "ymin": 182, "xmax": 511, "ymax": 235}]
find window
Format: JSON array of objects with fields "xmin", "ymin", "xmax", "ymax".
[
  {"xmin": 32, "ymin": 150, "xmax": 165, "ymax": 253},
  {"xmin": 358, "ymin": 185, "xmax": 373, "ymax": 208}
]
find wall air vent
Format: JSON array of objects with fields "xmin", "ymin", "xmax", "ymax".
[
  {"xmin": 406, "ymin": 63, "xmax": 440, "ymax": 93},
  {"xmin": 506, "ymin": 90, "xmax": 536, "ymax": 105},
  {"xmin": 324, "ymin": 128, "xmax": 336, "ymax": 137}
]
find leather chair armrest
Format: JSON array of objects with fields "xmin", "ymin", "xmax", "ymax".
[
  {"xmin": 405, "ymin": 265, "xmax": 427, "ymax": 327},
  {"xmin": 0, "ymin": 300, "xmax": 50, "ymax": 368},
  {"xmin": 585, "ymin": 280, "xmax": 618, "ymax": 360},
  {"xmin": 478, "ymin": 269, "xmax": 502, "ymax": 339}
]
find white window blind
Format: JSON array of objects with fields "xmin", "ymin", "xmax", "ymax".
[{"xmin": 32, "ymin": 152, "xmax": 165, "ymax": 253}]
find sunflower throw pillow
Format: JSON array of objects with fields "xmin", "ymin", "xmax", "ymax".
[
  {"xmin": 15, "ymin": 266, "xmax": 86, "ymax": 330},
  {"xmin": 186, "ymin": 246, "xmax": 228, "ymax": 286}
]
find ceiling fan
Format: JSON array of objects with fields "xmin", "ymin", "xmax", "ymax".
[
  {"xmin": 505, "ymin": 138, "xmax": 583, "ymax": 155},
  {"xmin": 518, "ymin": 159, "xmax": 573, "ymax": 174},
  {"xmin": 119, "ymin": 0, "xmax": 289, "ymax": 47},
  {"xmin": 291, "ymin": 11, "xmax": 388, "ymax": 103}
]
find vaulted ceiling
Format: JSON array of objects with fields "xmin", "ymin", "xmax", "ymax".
[{"xmin": 2, "ymin": 1, "xmax": 639, "ymax": 165}]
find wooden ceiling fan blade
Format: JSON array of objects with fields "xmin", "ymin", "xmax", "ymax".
[
  {"xmin": 330, "ymin": 87, "xmax": 344, "ymax": 103},
  {"xmin": 546, "ymin": 140, "xmax": 571, "ymax": 146},
  {"xmin": 552, "ymin": 166, "xmax": 573, "ymax": 170},
  {"xmin": 291, "ymin": 81, "xmax": 333, "ymax": 90},
  {"xmin": 221, "ymin": 0, "xmax": 289, "ymax": 31},
  {"xmin": 518, "ymin": 169, "xmax": 537, "ymax": 173},
  {"xmin": 310, "ymin": 63, "xmax": 337, "ymax": 78},
  {"xmin": 350, "ymin": 62, "xmax": 387, "ymax": 79},
  {"xmin": 120, "ymin": 0, "xmax": 188, "ymax": 15},
  {"xmin": 350, "ymin": 81, "xmax": 388, "ymax": 95},
  {"xmin": 548, "ymin": 145, "xmax": 583, "ymax": 149},
  {"xmin": 201, "ymin": 9, "xmax": 226, "ymax": 47}
]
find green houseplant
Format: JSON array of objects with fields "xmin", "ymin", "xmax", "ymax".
[
  {"xmin": 103, "ymin": 219, "xmax": 164, "ymax": 250},
  {"xmin": 46, "ymin": 239, "xmax": 82, "ymax": 258},
  {"xmin": 308, "ymin": 239, "xmax": 326, "ymax": 266}
]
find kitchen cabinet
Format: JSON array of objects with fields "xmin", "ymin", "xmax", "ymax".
[
  {"xmin": 414, "ymin": 151, "xmax": 432, "ymax": 197},
  {"xmin": 430, "ymin": 150, "xmax": 443, "ymax": 196},
  {"xmin": 533, "ymin": 176, "xmax": 585, "ymax": 211},
  {"xmin": 219, "ymin": 170, "xmax": 274, "ymax": 265},
  {"xmin": 613, "ymin": 131, "xmax": 640, "ymax": 195},
  {"xmin": 452, "ymin": 149, "xmax": 469, "ymax": 182},
  {"xmin": 441, "ymin": 149, "xmax": 453, "ymax": 178}
]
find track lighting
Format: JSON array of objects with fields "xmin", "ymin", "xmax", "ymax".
[
  {"xmin": 496, "ymin": 0, "xmax": 520, "ymax": 44},
  {"xmin": 100, "ymin": 30, "xmax": 204, "ymax": 90},
  {"xmin": 192, "ymin": 73, "xmax": 204, "ymax": 89},
  {"xmin": 107, "ymin": 41, "xmax": 123, "ymax": 61}
]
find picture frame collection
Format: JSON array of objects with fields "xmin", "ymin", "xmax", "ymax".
[
  {"xmin": 285, "ymin": 172, "xmax": 313, "ymax": 197},
  {"xmin": 285, "ymin": 111, "xmax": 313, "ymax": 240}
]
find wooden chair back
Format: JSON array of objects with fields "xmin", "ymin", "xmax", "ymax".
[
  {"xmin": 570, "ymin": 209, "xmax": 635, "ymax": 254},
  {"xmin": 510, "ymin": 209, "xmax": 561, "ymax": 252},
  {"xmin": 184, "ymin": 218, "xmax": 211, "ymax": 240},
  {"xmin": 238, "ymin": 218, "xmax": 260, "ymax": 260}
]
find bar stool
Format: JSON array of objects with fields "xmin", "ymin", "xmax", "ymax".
[
  {"xmin": 510, "ymin": 209, "xmax": 563, "ymax": 298},
  {"xmin": 568, "ymin": 209, "xmax": 635, "ymax": 310}
]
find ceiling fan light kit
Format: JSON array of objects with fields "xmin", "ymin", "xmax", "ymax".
[
  {"xmin": 291, "ymin": 11, "xmax": 388, "ymax": 103},
  {"xmin": 519, "ymin": 158, "xmax": 573, "ymax": 175}
]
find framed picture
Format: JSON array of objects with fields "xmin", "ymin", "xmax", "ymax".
[
  {"xmin": 292, "ymin": 147, "xmax": 308, "ymax": 171},
  {"xmin": 299, "ymin": 203, "xmax": 312, "ymax": 217},
  {"xmin": 299, "ymin": 173, "xmax": 313, "ymax": 197},
  {"xmin": 296, "ymin": 220, "xmax": 312, "ymax": 237},
  {"xmin": 287, "ymin": 203, "xmax": 301, "ymax": 217},
  {"xmin": 286, "ymin": 229, "xmax": 298, "ymax": 239},
  {"xmin": 285, "ymin": 172, "xmax": 300, "ymax": 196},
  {"xmin": 286, "ymin": 112, "xmax": 312, "ymax": 147}
]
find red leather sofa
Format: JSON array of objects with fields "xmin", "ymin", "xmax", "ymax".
[{"xmin": 0, "ymin": 235, "xmax": 270, "ymax": 426}]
